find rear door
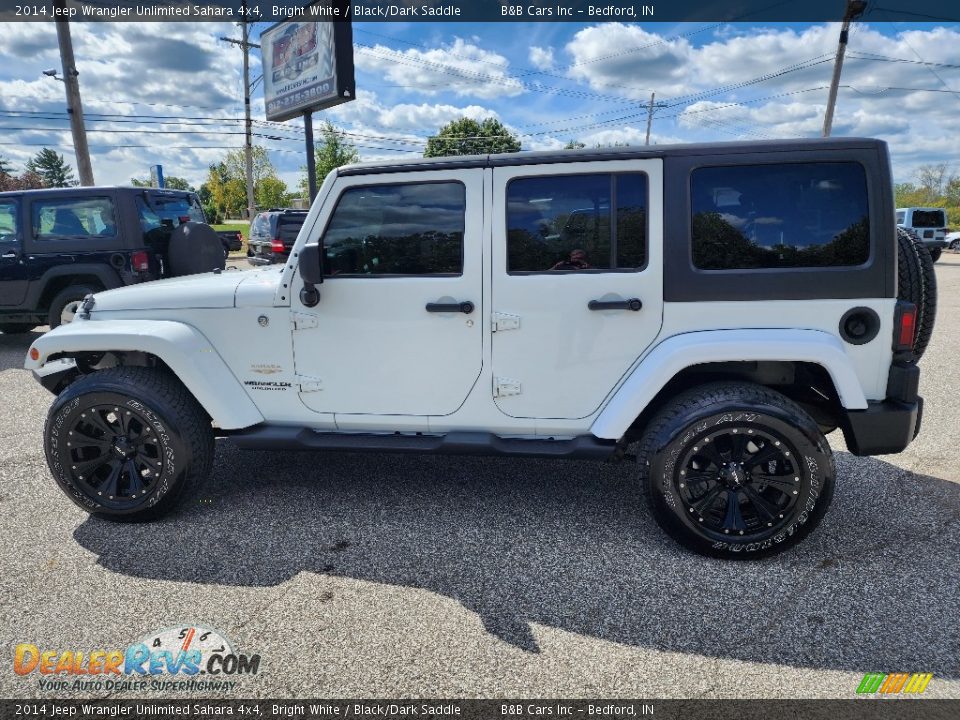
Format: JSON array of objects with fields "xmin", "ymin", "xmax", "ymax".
[
  {"xmin": 0, "ymin": 197, "xmax": 28, "ymax": 306},
  {"xmin": 490, "ymin": 159, "xmax": 664, "ymax": 420}
]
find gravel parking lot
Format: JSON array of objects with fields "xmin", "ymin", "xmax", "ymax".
[{"xmin": 1, "ymin": 256, "xmax": 958, "ymax": 700}]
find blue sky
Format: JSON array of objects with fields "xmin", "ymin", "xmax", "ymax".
[{"xmin": 0, "ymin": 19, "xmax": 957, "ymax": 192}]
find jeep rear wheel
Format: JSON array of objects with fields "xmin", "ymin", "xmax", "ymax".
[
  {"xmin": 638, "ymin": 382, "xmax": 835, "ymax": 559},
  {"xmin": 48, "ymin": 285, "xmax": 97, "ymax": 329},
  {"xmin": 44, "ymin": 367, "xmax": 214, "ymax": 521}
]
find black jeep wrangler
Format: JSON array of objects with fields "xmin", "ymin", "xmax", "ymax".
[{"xmin": 0, "ymin": 186, "xmax": 224, "ymax": 333}]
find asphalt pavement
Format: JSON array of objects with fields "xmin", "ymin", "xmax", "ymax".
[{"xmin": 0, "ymin": 255, "xmax": 958, "ymax": 699}]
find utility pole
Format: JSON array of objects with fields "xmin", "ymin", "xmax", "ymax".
[
  {"xmin": 53, "ymin": 0, "xmax": 93, "ymax": 186},
  {"xmin": 645, "ymin": 92, "xmax": 656, "ymax": 146},
  {"xmin": 822, "ymin": 0, "xmax": 868, "ymax": 137},
  {"xmin": 221, "ymin": 7, "xmax": 260, "ymax": 221}
]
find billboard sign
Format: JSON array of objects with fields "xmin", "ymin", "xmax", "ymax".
[{"xmin": 261, "ymin": 2, "xmax": 355, "ymax": 122}]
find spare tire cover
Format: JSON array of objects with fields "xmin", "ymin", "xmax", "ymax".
[{"xmin": 167, "ymin": 222, "xmax": 227, "ymax": 277}]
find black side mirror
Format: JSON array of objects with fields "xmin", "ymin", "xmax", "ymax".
[
  {"xmin": 298, "ymin": 243, "xmax": 322, "ymax": 307},
  {"xmin": 298, "ymin": 243, "xmax": 323, "ymax": 285}
]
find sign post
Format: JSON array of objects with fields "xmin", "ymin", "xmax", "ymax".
[{"xmin": 304, "ymin": 110, "xmax": 317, "ymax": 201}]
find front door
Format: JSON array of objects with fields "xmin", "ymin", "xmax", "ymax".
[
  {"xmin": 292, "ymin": 169, "xmax": 484, "ymax": 418},
  {"xmin": 491, "ymin": 159, "xmax": 664, "ymax": 420},
  {"xmin": 0, "ymin": 198, "xmax": 27, "ymax": 307}
]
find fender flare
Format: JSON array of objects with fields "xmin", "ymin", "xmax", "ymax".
[
  {"xmin": 25, "ymin": 319, "xmax": 264, "ymax": 430},
  {"xmin": 590, "ymin": 329, "xmax": 868, "ymax": 441},
  {"xmin": 28, "ymin": 264, "xmax": 125, "ymax": 307}
]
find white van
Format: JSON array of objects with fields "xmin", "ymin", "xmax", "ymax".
[{"xmin": 896, "ymin": 207, "xmax": 947, "ymax": 261}]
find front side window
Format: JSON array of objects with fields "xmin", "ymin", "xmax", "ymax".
[
  {"xmin": 323, "ymin": 182, "xmax": 465, "ymax": 276},
  {"xmin": 33, "ymin": 196, "xmax": 116, "ymax": 239},
  {"xmin": 506, "ymin": 173, "xmax": 647, "ymax": 272},
  {"xmin": 0, "ymin": 200, "xmax": 18, "ymax": 244},
  {"xmin": 691, "ymin": 162, "xmax": 870, "ymax": 270}
]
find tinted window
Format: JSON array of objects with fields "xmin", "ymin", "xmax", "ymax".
[
  {"xmin": 33, "ymin": 196, "xmax": 116, "ymax": 239},
  {"xmin": 277, "ymin": 215, "xmax": 307, "ymax": 243},
  {"xmin": 895, "ymin": 211, "xmax": 905, "ymax": 224},
  {"xmin": 323, "ymin": 182, "xmax": 465, "ymax": 275},
  {"xmin": 148, "ymin": 194, "xmax": 205, "ymax": 225},
  {"xmin": 912, "ymin": 210, "xmax": 945, "ymax": 228},
  {"xmin": 691, "ymin": 162, "xmax": 870, "ymax": 270},
  {"xmin": 506, "ymin": 174, "xmax": 647, "ymax": 272},
  {"xmin": 0, "ymin": 200, "xmax": 17, "ymax": 243}
]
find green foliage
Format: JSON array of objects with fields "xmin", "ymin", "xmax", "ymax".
[
  {"xmin": 424, "ymin": 117, "xmax": 521, "ymax": 158},
  {"xmin": 300, "ymin": 121, "xmax": 359, "ymax": 196},
  {"xmin": 204, "ymin": 146, "xmax": 287, "ymax": 218},
  {"xmin": 564, "ymin": 140, "xmax": 586, "ymax": 150},
  {"xmin": 0, "ymin": 155, "xmax": 13, "ymax": 175},
  {"xmin": 130, "ymin": 175, "xmax": 194, "ymax": 191},
  {"xmin": 894, "ymin": 164, "xmax": 959, "ymax": 228},
  {"xmin": 25, "ymin": 148, "xmax": 76, "ymax": 188}
]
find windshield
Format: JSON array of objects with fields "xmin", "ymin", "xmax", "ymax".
[{"xmin": 912, "ymin": 210, "xmax": 946, "ymax": 228}]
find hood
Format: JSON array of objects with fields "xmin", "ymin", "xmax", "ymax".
[{"xmin": 91, "ymin": 271, "xmax": 273, "ymax": 312}]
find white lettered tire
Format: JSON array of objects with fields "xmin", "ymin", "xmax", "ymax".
[{"xmin": 638, "ymin": 382, "xmax": 835, "ymax": 558}]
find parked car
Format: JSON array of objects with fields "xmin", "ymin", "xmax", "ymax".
[
  {"xmin": 217, "ymin": 229, "xmax": 243, "ymax": 257},
  {"xmin": 0, "ymin": 186, "xmax": 223, "ymax": 333},
  {"xmin": 896, "ymin": 207, "xmax": 947, "ymax": 261},
  {"xmin": 27, "ymin": 138, "xmax": 933, "ymax": 559},
  {"xmin": 247, "ymin": 209, "xmax": 307, "ymax": 265},
  {"xmin": 946, "ymin": 230, "xmax": 960, "ymax": 251}
]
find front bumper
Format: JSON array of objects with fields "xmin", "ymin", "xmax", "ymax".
[{"xmin": 840, "ymin": 361, "xmax": 922, "ymax": 456}]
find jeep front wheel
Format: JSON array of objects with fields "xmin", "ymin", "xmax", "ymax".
[
  {"xmin": 638, "ymin": 382, "xmax": 835, "ymax": 559},
  {"xmin": 48, "ymin": 285, "xmax": 97, "ymax": 329},
  {"xmin": 44, "ymin": 367, "xmax": 214, "ymax": 521}
]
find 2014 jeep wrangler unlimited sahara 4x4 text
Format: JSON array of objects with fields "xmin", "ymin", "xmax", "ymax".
[{"xmin": 24, "ymin": 138, "xmax": 935, "ymax": 558}]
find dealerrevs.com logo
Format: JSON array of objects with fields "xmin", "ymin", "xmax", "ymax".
[{"xmin": 14, "ymin": 625, "xmax": 261, "ymax": 692}]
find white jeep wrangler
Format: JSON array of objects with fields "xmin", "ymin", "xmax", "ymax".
[{"xmin": 25, "ymin": 138, "xmax": 936, "ymax": 558}]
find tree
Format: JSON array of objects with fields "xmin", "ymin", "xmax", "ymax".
[
  {"xmin": 424, "ymin": 117, "xmax": 521, "ymax": 158},
  {"xmin": 564, "ymin": 140, "xmax": 586, "ymax": 150},
  {"xmin": 916, "ymin": 163, "xmax": 949, "ymax": 199},
  {"xmin": 203, "ymin": 146, "xmax": 287, "ymax": 218},
  {"xmin": 299, "ymin": 120, "xmax": 359, "ymax": 195},
  {"xmin": 26, "ymin": 148, "xmax": 76, "ymax": 188},
  {"xmin": 0, "ymin": 155, "xmax": 13, "ymax": 176},
  {"xmin": 130, "ymin": 175, "xmax": 194, "ymax": 191}
]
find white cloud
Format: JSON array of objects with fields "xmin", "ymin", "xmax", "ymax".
[
  {"xmin": 355, "ymin": 38, "xmax": 524, "ymax": 99},
  {"xmin": 529, "ymin": 46, "xmax": 555, "ymax": 70}
]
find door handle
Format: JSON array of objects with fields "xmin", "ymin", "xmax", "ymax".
[
  {"xmin": 426, "ymin": 300, "xmax": 474, "ymax": 314},
  {"xmin": 1, "ymin": 251, "xmax": 18, "ymax": 260},
  {"xmin": 588, "ymin": 297, "xmax": 642, "ymax": 312}
]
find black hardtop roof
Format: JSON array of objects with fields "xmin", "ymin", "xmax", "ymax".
[
  {"xmin": 337, "ymin": 137, "xmax": 887, "ymax": 176},
  {"xmin": 0, "ymin": 185, "xmax": 198, "ymax": 198}
]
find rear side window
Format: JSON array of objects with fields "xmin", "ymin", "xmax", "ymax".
[
  {"xmin": 277, "ymin": 215, "xmax": 306, "ymax": 243},
  {"xmin": 323, "ymin": 182, "xmax": 465, "ymax": 276},
  {"xmin": 250, "ymin": 214, "xmax": 269, "ymax": 238},
  {"xmin": 147, "ymin": 194, "xmax": 204, "ymax": 225},
  {"xmin": 506, "ymin": 173, "xmax": 647, "ymax": 272},
  {"xmin": 0, "ymin": 200, "xmax": 17, "ymax": 243},
  {"xmin": 691, "ymin": 162, "xmax": 870, "ymax": 269},
  {"xmin": 895, "ymin": 211, "xmax": 905, "ymax": 224},
  {"xmin": 33, "ymin": 196, "xmax": 116, "ymax": 239},
  {"xmin": 911, "ymin": 210, "xmax": 945, "ymax": 228}
]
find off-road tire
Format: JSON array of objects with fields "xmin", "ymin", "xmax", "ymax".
[
  {"xmin": 638, "ymin": 381, "xmax": 835, "ymax": 559},
  {"xmin": 48, "ymin": 285, "xmax": 97, "ymax": 329},
  {"xmin": 44, "ymin": 367, "xmax": 214, "ymax": 522},
  {"xmin": 928, "ymin": 247, "xmax": 941, "ymax": 263},
  {"xmin": 0, "ymin": 323, "xmax": 36, "ymax": 334},
  {"xmin": 896, "ymin": 227, "xmax": 937, "ymax": 361}
]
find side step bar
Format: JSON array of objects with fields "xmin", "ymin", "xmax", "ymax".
[{"xmin": 228, "ymin": 426, "xmax": 617, "ymax": 460}]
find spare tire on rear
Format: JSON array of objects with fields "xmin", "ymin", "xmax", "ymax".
[
  {"xmin": 896, "ymin": 227, "xmax": 937, "ymax": 361},
  {"xmin": 167, "ymin": 222, "xmax": 226, "ymax": 277}
]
